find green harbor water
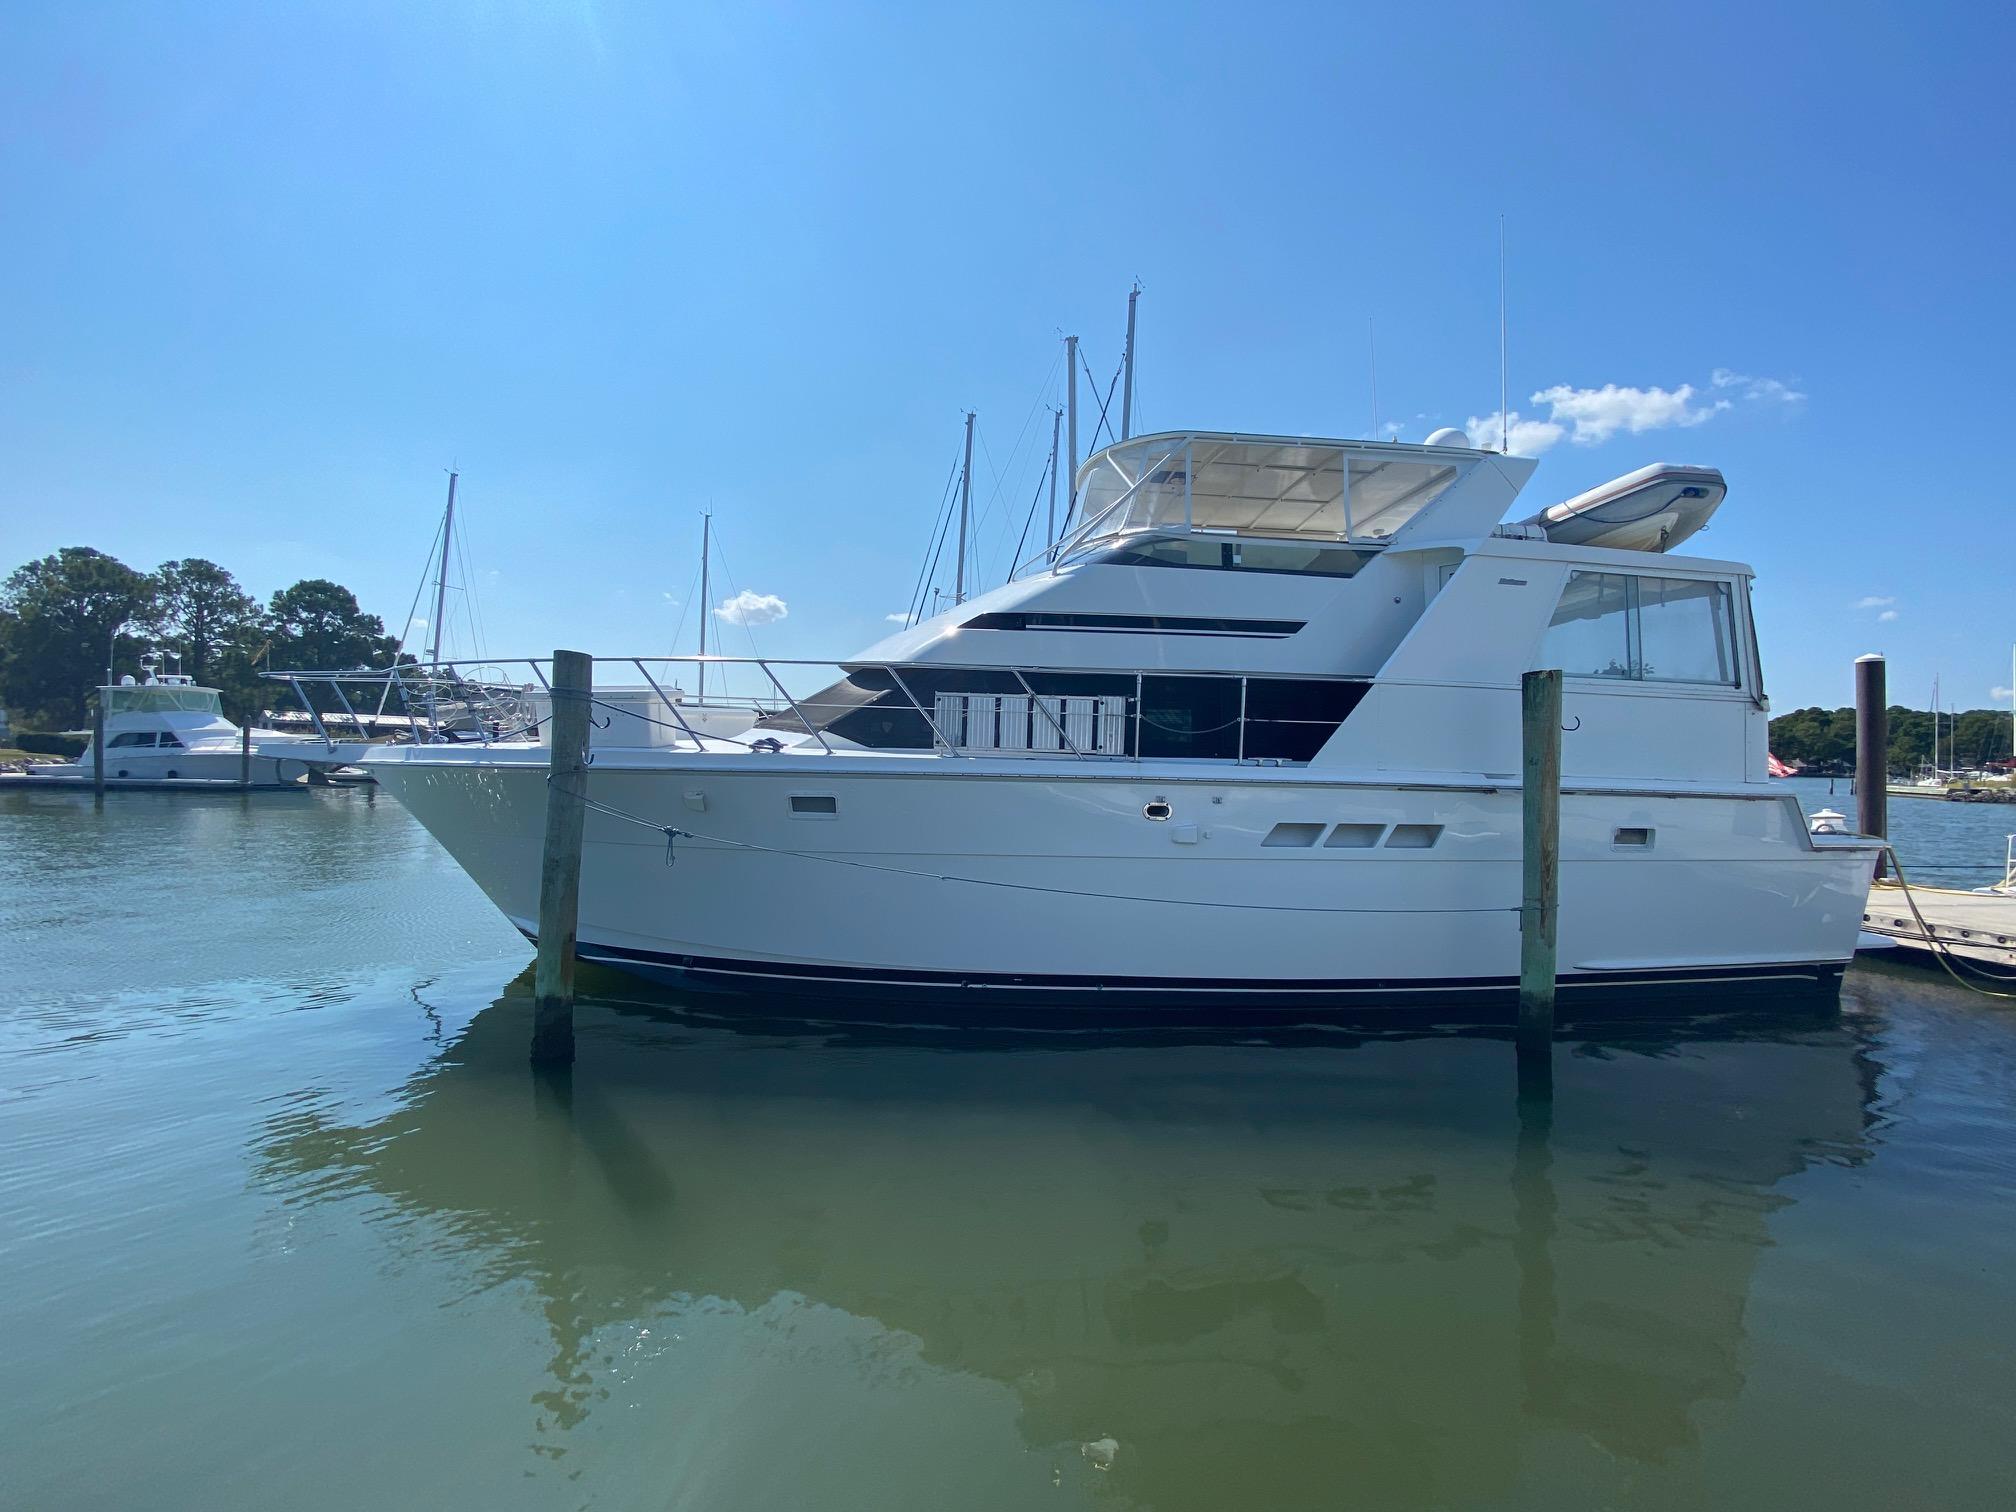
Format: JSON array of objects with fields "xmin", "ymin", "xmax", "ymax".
[{"xmin": 4, "ymin": 783, "xmax": 2016, "ymax": 1510}]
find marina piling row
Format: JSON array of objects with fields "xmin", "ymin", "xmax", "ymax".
[
  {"xmin": 1856, "ymin": 653, "xmax": 1887, "ymax": 875},
  {"xmin": 532, "ymin": 649, "xmax": 592, "ymax": 1065},
  {"xmin": 1518, "ymin": 669, "xmax": 1561, "ymax": 1101}
]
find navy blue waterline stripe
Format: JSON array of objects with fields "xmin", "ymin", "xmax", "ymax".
[{"xmin": 522, "ymin": 929, "xmax": 1841, "ymax": 998}]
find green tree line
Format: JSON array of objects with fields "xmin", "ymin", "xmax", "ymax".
[
  {"xmin": 1770, "ymin": 704, "xmax": 2016, "ymax": 775},
  {"xmin": 0, "ymin": 547, "xmax": 401, "ymax": 730}
]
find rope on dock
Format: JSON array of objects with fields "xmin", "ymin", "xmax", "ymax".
[
  {"xmin": 567, "ymin": 786, "xmax": 1516, "ymax": 917},
  {"xmin": 1878, "ymin": 847, "xmax": 2016, "ymax": 1001}
]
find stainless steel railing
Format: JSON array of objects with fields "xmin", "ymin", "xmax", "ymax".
[{"xmin": 264, "ymin": 655, "xmax": 1362, "ymax": 762}]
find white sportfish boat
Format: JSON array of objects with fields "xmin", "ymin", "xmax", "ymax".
[
  {"xmin": 27, "ymin": 660, "xmax": 360, "ymax": 786},
  {"xmin": 360, "ymin": 430, "xmax": 1882, "ymax": 1012}
]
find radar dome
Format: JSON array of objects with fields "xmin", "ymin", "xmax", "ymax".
[{"xmin": 1424, "ymin": 427, "xmax": 1472, "ymax": 448}]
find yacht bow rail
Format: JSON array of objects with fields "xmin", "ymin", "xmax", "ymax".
[{"xmin": 264, "ymin": 655, "xmax": 1363, "ymax": 763}]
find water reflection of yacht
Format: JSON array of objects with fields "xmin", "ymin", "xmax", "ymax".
[
  {"xmin": 257, "ymin": 989, "xmax": 1877, "ymax": 1507},
  {"xmin": 360, "ymin": 431, "xmax": 1883, "ymax": 1009},
  {"xmin": 26, "ymin": 655, "xmax": 355, "ymax": 786}
]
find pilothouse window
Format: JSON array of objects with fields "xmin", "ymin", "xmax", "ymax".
[{"xmin": 1540, "ymin": 572, "xmax": 1738, "ymax": 686}]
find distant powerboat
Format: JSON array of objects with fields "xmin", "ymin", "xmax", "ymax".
[{"xmin": 24, "ymin": 656, "xmax": 361, "ymax": 787}]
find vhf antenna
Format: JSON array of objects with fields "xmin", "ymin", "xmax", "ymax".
[{"xmin": 1498, "ymin": 214, "xmax": 1509, "ymax": 453}]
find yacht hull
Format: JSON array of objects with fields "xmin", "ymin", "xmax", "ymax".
[
  {"xmin": 26, "ymin": 750, "xmax": 315, "ymax": 784},
  {"xmin": 369, "ymin": 753, "xmax": 1876, "ymax": 1015}
]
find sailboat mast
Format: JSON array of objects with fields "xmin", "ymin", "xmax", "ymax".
[
  {"xmin": 428, "ymin": 471, "xmax": 458, "ymax": 668},
  {"xmin": 697, "ymin": 512, "xmax": 712, "ymax": 703},
  {"xmin": 955, "ymin": 412, "xmax": 975, "ymax": 605},
  {"xmin": 1121, "ymin": 283, "xmax": 1139, "ymax": 440},
  {"xmin": 1046, "ymin": 406, "xmax": 1061, "ymax": 557},
  {"xmin": 1065, "ymin": 334, "xmax": 1079, "ymax": 513}
]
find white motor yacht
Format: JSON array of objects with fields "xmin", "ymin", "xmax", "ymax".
[
  {"xmin": 358, "ymin": 429, "xmax": 1883, "ymax": 1012},
  {"xmin": 28, "ymin": 658, "xmax": 359, "ymax": 786}
]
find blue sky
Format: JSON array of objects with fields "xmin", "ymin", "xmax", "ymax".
[{"xmin": 3, "ymin": 2, "xmax": 2012, "ymax": 711}]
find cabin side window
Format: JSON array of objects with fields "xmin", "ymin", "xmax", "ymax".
[
  {"xmin": 1540, "ymin": 572, "xmax": 1738, "ymax": 687},
  {"xmin": 1090, "ymin": 536, "xmax": 1374, "ymax": 577}
]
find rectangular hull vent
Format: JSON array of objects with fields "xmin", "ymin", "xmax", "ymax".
[
  {"xmin": 1262, "ymin": 823, "xmax": 1326, "ymax": 848},
  {"xmin": 1324, "ymin": 824, "xmax": 1384, "ymax": 848},
  {"xmin": 1384, "ymin": 824, "xmax": 1443, "ymax": 849}
]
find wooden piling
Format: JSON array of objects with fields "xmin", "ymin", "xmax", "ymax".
[
  {"xmin": 92, "ymin": 701, "xmax": 105, "ymax": 794},
  {"xmin": 532, "ymin": 649, "xmax": 592, "ymax": 1065},
  {"xmin": 1855, "ymin": 653, "xmax": 1887, "ymax": 858},
  {"xmin": 1518, "ymin": 669, "xmax": 1562, "ymax": 1098},
  {"xmin": 240, "ymin": 725, "xmax": 252, "ymax": 789}
]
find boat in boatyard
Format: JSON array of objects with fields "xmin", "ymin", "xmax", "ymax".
[
  {"xmin": 360, "ymin": 429, "xmax": 1884, "ymax": 1012},
  {"xmin": 24, "ymin": 660, "xmax": 364, "ymax": 787}
]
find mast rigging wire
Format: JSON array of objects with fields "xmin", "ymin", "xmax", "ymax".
[{"xmin": 908, "ymin": 440, "xmax": 966, "ymax": 625}]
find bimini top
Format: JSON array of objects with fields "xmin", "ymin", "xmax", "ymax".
[{"xmin": 1059, "ymin": 431, "xmax": 1488, "ymax": 555}]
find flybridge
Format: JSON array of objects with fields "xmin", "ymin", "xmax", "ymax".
[
  {"xmin": 1052, "ymin": 432, "xmax": 1726, "ymax": 563},
  {"xmin": 1055, "ymin": 432, "xmax": 1483, "ymax": 560}
]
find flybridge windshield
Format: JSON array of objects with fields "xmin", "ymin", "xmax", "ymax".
[
  {"xmin": 105, "ymin": 685, "xmax": 222, "ymax": 717},
  {"xmin": 1062, "ymin": 434, "xmax": 1465, "ymax": 550}
]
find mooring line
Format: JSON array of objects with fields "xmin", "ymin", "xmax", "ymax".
[{"xmin": 1875, "ymin": 846, "xmax": 2016, "ymax": 1000}]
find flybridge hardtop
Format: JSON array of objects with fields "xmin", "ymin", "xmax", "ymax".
[
  {"xmin": 1053, "ymin": 430, "xmax": 1724, "ymax": 558},
  {"xmin": 1058, "ymin": 431, "xmax": 1499, "ymax": 552}
]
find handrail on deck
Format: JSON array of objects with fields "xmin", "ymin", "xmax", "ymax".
[{"xmin": 263, "ymin": 655, "xmax": 1366, "ymax": 761}]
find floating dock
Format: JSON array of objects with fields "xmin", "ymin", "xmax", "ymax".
[
  {"xmin": 1861, "ymin": 883, "xmax": 2016, "ymax": 971},
  {"xmin": 0, "ymin": 774, "xmax": 310, "ymax": 793}
]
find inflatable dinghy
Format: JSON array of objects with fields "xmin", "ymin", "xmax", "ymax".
[{"xmin": 1515, "ymin": 463, "xmax": 1726, "ymax": 553}]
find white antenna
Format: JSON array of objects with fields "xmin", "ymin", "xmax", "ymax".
[
  {"xmin": 697, "ymin": 510, "xmax": 712, "ymax": 702},
  {"xmin": 1120, "ymin": 281, "xmax": 1141, "ymax": 440},
  {"xmin": 1368, "ymin": 317, "xmax": 1380, "ymax": 440},
  {"xmin": 1498, "ymin": 214, "xmax": 1509, "ymax": 453}
]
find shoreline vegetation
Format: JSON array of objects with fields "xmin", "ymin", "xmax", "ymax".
[
  {"xmin": 1, "ymin": 546, "xmax": 403, "ymax": 737},
  {"xmin": 1768, "ymin": 704, "xmax": 2014, "ymax": 777}
]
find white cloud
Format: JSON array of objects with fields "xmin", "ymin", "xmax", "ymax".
[
  {"xmin": 883, "ymin": 612, "xmax": 909, "ymax": 624},
  {"xmin": 1464, "ymin": 370, "xmax": 1806, "ymax": 456},
  {"xmin": 1467, "ymin": 382, "xmax": 1725, "ymax": 455},
  {"xmin": 1994, "ymin": 686, "xmax": 2013, "ymax": 704},
  {"xmin": 1535, "ymin": 383, "xmax": 1728, "ymax": 445},
  {"xmin": 1854, "ymin": 595, "xmax": 1896, "ymax": 610},
  {"xmin": 1877, "ymin": 609, "xmax": 1899, "ymax": 623},
  {"xmin": 713, "ymin": 589, "xmax": 788, "ymax": 627},
  {"xmin": 1713, "ymin": 368, "xmax": 1806, "ymax": 405},
  {"xmin": 661, "ymin": 592, "xmax": 680, "ymax": 605},
  {"xmin": 1463, "ymin": 409, "xmax": 1567, "ymax": 455}
]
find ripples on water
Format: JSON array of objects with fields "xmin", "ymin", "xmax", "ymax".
[{"xmin": 3, "ymin": 786, "xmax": 2015, "ymax": 1510}]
